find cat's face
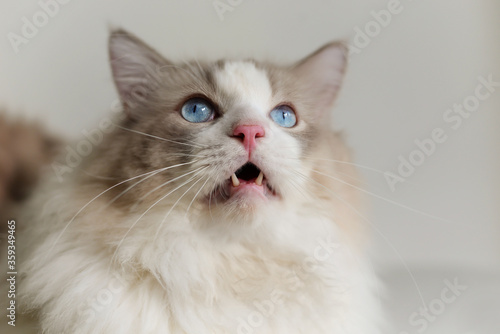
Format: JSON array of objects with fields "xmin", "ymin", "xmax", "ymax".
[{"xmin": 106, "ymin": 30, "xmax": 347, "ymax": 225}]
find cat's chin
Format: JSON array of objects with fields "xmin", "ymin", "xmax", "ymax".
[
  {"xmin": 201, "ymin": 178, "xmax": 280, "ymax": 225},
  {"xmin": 211, "ymin": 177, "xmax": 279, "ymax": 205},
  {"xmin": 209, "ymin": 181, "xmax": 275, "ymax": 210},
  {"xmin": 229, "ymin": 179, "xmax": 272, "ymax": 201},
  {"xmin": 201, "ymin": 194, "xmax": 275, "ymax": 227}
]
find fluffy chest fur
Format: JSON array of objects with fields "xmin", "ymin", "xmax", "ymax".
[{"xmin": 18, "ymin": 177, "xmax": 379, "ymax": 334}]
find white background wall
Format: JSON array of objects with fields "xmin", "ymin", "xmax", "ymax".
[{"xmin": 0, "ymin": 0, "xmax": 499, "ymax": 272}]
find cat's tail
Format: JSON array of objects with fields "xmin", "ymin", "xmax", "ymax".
[{"xmin": 0, "ymin": 112, "xmax": 61, "ymax": 227}]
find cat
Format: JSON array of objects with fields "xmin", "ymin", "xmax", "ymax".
[{"xmin": 8, "ymin": 29, "xmax": 383, "ymax": 333}]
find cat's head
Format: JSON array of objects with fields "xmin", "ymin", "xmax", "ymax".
[{"xmin": 105, "ymin": 29, "xmax": 350, "ymax": 228}]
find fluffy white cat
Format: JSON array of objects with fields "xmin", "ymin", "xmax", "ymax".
[{"xmin": 6, "ymin": 29, "xmax": 383, "ymax": 333}]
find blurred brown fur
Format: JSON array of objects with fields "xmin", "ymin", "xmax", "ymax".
[{"xmin": 0, "ymin": 113, "xmax": 60, "ymax": 228}]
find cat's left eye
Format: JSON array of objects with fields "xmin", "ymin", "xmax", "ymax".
[
  {"xmin": 181, "ymin": 98, "xmax": 214, "ymax": 123},
  {"xmin": 270, "ymin": 105, "xmax": 297, "ymax": 128}
]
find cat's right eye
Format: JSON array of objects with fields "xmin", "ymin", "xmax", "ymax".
[
  {"xmin": 181, "ymin": 98, "xmax": 215, "ymax": 123},
  {"xmin": 270, "ymin": 105, "xmax": 297, "ymax": 128}
]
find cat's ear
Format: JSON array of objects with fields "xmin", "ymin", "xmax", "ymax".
[
  {"xmin": 292, "ymin": 42, "xmax": 347, "ymax": 112},
  {"xmin": 109, "ymin": 29, "xmax": 168, "ymax": 116}
]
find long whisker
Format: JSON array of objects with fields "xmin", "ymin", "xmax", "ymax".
[
  {"xmin": 287, "ymin": 177, "xmax": 312, "ymax": 201},
  {"xmin": 284, "ymin": 160, "xmax": 392, "ymax": 203},
  {"xmin": 114, "ymin": 124, "xmax": 207, "ymax": 149},
  {"xmin": 171, "ymin": 136, "xmax": 208, "ymax": 150},
  {"xmin": 299, "ymin": 156, "xmax": 419, "ymax": 186},
  {"xmin": 137, "ymin": 166, "xmax": 205, "ymax": 203},
  {"xmin": 208, "ymin": 187, "xmax": 215, "ymax": 225},
  {"xmin": 185, "ymin": 176, "xmax": 210, "ymax": 216},
  {"xmin": 309, "ymin": 169, "xmax": 450, "ymax": 223},
  {"xmin": 159, "ymin": 153, "xmax": 209, "ymax": 159},
  {"xmin": 106, "ymin": 161, "xmax": 198, "ymax": 208},
  {"xmin": 110, "ymin": 167, "xmax": 209, "ymax": 266},
  {"xmin": 292, "ymin": 169, "xmax": 427, "ymax": 308},
  {"xmin": 317, "ymin": 169, "xmax": 366, "ymax": 186},
  {"xmin": 153, "ymin": 174, "xmax": 207, "ymax": 245},
  {"xmin": 46, "ymin": 164, "xmax": 189, "ymax": 258}
]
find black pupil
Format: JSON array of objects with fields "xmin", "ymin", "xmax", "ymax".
[{"xmin": 235, "ymin": 163, "xmax": 261, "ymax": 181}]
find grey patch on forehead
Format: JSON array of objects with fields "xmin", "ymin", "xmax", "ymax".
[
  {"xmin": 182, "ymin": 61, "xmax": 214, "ymax": 87},
  {"xmin": 203, "ymin": 66, "xmax": 217, "ymax": 91},
  {"xmin": 188, "ymin": 60, "xmax": 218, "ymax": 92},
  {"xmin": 259, "ymin": 63, "xmax": 295, "ymax": 98},
  {"xmin": 257, "ymin": 62, "xmax": 324, "ymax": 152}
]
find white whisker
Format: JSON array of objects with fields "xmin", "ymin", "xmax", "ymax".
[
  {"xmin": 46, "ymin": 164, "xmax": 190, "ymax": 259},
  {"xmin": 185, "ymin": 176, "xmax": 210, "ymax": 216},
  {"xmin": 153, "ymin": 174, "xmax": 207, "ymax": 245},
  {"xmin": 309, "ymin": 168, "xmax": 450, "ymax": 223},
  {"xmin": 110, "ymin": 167, "xmax": 209, "ymax": 267},
  {"xmin": 137, "ymin": 166, "xmax": 205, "ymax": 203},
  {"xmin": 107, "ymin": 160, "xmax": 198, "ymax": 208},
  {"xmin": 208, "ymin": 187, "xmax": 215, "ymax": 225},
  {"xmin": 114, "ymin": 124, "xmax": 207, "ymax": 148},
  {"xmin": 300, "ymin": 156, "xmax": 419, "ymax": 186}
]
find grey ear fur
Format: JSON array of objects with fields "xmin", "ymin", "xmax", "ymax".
[
  {"xmin": 108, "ymin": 29, "xmax": 169, "ymax": 116},
  {"xmin": 292, "ymin": 42, "xmax": 348, "ymax": 111}
]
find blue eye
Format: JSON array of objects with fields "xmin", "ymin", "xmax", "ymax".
[
  {"xmin": 270, "ymin": 105, "xmax": 297, "ymax": 128},
  {"xmin": 181, "ymin": 98, "xmax": 214, "ymax": 123}
]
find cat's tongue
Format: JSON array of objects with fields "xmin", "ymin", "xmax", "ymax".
[{"xmin": 229, "ymin": 177, "xmax": 266, "ymax": 200}]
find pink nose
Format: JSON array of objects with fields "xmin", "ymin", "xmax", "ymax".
[{"xmin": 232, "ymin": 125, "xmax": 265, "ymax": 155}]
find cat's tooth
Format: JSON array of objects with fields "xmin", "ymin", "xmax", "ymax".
[
  {"xmin": 231, "ymin": 173, "xmax": 240, "ymax": 187},
  {"xmin": 255, "ymin": 171, "xmax": 264, "ymax": 186}
]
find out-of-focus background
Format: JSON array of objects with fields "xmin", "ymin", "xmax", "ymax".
[{"xmin": 1, "ymin": 0, "xmax": 499, "ymax": 333}]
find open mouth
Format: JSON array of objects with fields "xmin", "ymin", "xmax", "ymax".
[
  {"xmin": 230, "ymin": 162, "xmax": 264, "ymax": 187},
  {"xmin": 225, "ymin": 162, "xmax": 277, "ymax": 199},
  {"xmin": 206, "ymin": 162, "xmax": 279, "ymax": 204}
]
